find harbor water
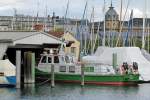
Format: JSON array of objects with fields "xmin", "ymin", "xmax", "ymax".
[{"xmin": 0, "ymin": 83, "xmax": 150, "ymax": 100}]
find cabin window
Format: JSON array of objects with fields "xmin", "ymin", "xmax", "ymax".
[
  {"xmin": 84, "ymin": 67, "xmax": 94, "ymax": 72},
  {"xmin": 70, "ymin": 57, "xmax": 74, "ymax": 63},
  {"xmin": 61, "ymin": 57, "xmax": 65, "ymax": 62},
  {"xmin": 69, "ymin": 66, "xmax": 75, "ymax": 73},
  {"xmin": 54, "ymin": 56, "xmax": 59, "ymax": 63},
  {"xmin": 48, "ymin": 57, "xmax": 51, "ymax": 63},
  {"xmin": 59, "ymin": 66, "xmax": 66, "ymax": 72},
  {"xmin": 65, "ymin": 56, "xmax": 70, "ymax": 63},
  {"xmin": 41, "ymin": 56, "xmax": 47, "ymax": 63}
]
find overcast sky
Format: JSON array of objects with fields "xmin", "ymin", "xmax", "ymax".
[{"xmin": 0, "ymin": 0, "xmax": 149, "ymax": 21}]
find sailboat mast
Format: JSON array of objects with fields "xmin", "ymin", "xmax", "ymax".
[
  {"xmin": 102, "ymin": 0, "xmax": 106, "ymax": 46},
  {"xmin": 44, "ymin": 4, "xmax": 48, "ymax": 31},
  {"xmin": 119, "ymin": 0, "xmax": 123, "ymax": 46},
  {"xmin": 148, "ymin": 23, "xmax": 149, "ymax": 52},
  {"xmin": 142, "ymin": 0, "xmax": 147, "ymax": 49},
  {"xmin": 82, "ymin": 1, "xmax": 88, "ymax": 54},
  {"xmin": 90, "ymin": 7, "xmax": 95, "ymax": 54},
  {"xmin": 36, "ymin": 0, "xmax": 40, "ymax": 24},
  {"xmin": 64, "ymin": 0, "xmax": 69, "ymax": 32}
]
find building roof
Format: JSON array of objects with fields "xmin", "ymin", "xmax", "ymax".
[
  {"xmin": 48, "ymin": 31, "xmax": 64, "ymax": 38},
  {"xmin": 0, "ymin": 32, "xmax": 38, "ymax": 41},
  {"xmin": 0, "ymin": 31, "xmax": 62, "ymax": 45},
  {"xmin": 105, "ymin": 4, "xmax": 119, "ymax": 21}
]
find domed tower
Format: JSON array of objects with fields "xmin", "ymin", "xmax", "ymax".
[{"xmin": 105, "ymin": 2, "xmax": 119, "ymax": 31}]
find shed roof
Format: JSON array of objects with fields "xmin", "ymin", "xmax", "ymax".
[{"xmin": 0, "ymin": 31, "xmax": 62, "ymax": 45}]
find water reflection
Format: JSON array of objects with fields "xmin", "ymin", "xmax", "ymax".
[{"xmin": 0, "ymin": 83, "xmax": 149, "ymax": 100}]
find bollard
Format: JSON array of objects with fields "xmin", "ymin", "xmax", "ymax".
[
  {"xmin": 31, "ymin": 53, "xmax": 35, "ymax": 83},
  {"xmin": 24, "ymin": 52, "xmax": 35, "ymax": 84},
  {"xmin": 81, "ymin": 63, "xmax": 85, "ymax": 86},
  {"xmin": 24, "ymin": 52, "xmax": 27, "ymax": 84},
  {"xmin": 112, "ymin": 53, "xmax": 117, "ymax": 72},
  {"xmin": 51, "ymin": 55, "xmax": 55, "ymax": 88},
  {"xmin": 16, "ymin": 50, "xmax": 21, "ymax": 88}
]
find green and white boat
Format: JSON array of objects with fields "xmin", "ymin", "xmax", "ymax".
[{"xmin": 35, "ymin": 49, "xmax": 139, "ymax": 86}]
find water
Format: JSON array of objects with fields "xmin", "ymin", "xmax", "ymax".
[{"xmin": 0, "ymin": 83, "xmax": 150, "ymax": 100}]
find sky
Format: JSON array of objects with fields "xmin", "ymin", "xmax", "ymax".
[{"xmin": 0, "ymin": 0, "xmax": 149, "ymax": 21}]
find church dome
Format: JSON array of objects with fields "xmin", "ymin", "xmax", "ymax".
[{"xmin": 105, "ymin": 4, "xmax": 119, "ymax": 21}]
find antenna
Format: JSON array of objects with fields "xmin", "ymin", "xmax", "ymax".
[{"xmin": 111, "ymin": 0, "xmax": 112, "ymax": 7}]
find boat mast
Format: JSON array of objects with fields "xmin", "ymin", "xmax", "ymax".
[
  {"xmin": 110, "ymin": 1, "xmax": 113, "ymax": 47},
  {"xmin": 44, "ymin": 4, "xmax": 48, "ymax": 32},
  {"xmin": 119, "ymin": 0, "xmax": 123, "ymax": 46},
  {"xmin": 36, "ymin": 0, "xmax": 40, "ymax": 24},
  {"xmin": 64, "ymin": 0, "xmax": 69, "ymax": 33},
  {"xmin": 142, "ymin": 0, "xmax": 147, "ymax": 49},
  {"xmin": 90, "ymin": 7, "xmax": 95, "ymax": 54},
  {"xmin": 148, "ymin": 23, "xmax": 149, "ymax": 52},
  {"xmin": 102, "ymin": 0, "xmax": 106, "ymax": 46},
  {"xmin": 115, "ymin": 0, "xmax": 123, "ymax": 47},
  {"xmin": 81, "ymin": 1, "xmax": 88, "ymax": 54},
  {"xmin": 84, "ymin": 10, "xmax": 88, "ymax": 54}
]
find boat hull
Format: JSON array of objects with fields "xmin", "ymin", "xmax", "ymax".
[
  {"xmin": 35, "ymin": 68, "xmax": 139, "ymax": 86},
  {"xmin": 0, "ymin": 76, "xmax": 16, "ymax": 86}
]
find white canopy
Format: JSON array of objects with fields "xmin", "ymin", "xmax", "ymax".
[
  {"xmin": 82, "ymin": 47, "xmax": 150, "ymax": 81},
  {"xmin": 0, "ymin": 59, "xmax": 16, "ymax": 76}
]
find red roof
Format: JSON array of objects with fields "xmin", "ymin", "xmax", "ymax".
[
  {"xmin": 34, "ymin": 24, "xmax": 44, "ymax": 31},
  {"xmin": 48, "ymin": 31, "xmax": 64, "ymax": 38}
]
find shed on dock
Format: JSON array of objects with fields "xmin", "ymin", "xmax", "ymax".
[
  {"xmin": 0, "ymin": 31, "xmax": 62, "ymax": 63},
  {"xmin": 0, "ymin": 31, "xmax": 62, "ymax": 86}
]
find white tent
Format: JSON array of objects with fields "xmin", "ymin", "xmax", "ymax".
[
  {"xmin": 82, "ymin": 47, "xmax": 150, "ymax": 81},
  {"xmin": 0, "ymin": 59, "xmax": 16, "ymax": 76}
]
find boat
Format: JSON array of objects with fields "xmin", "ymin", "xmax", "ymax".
[
  {"xmin": 35, "ymin": 0, "xmax": 139, "ymax": 86},
  {"xmin": 35, "ymin": 48, "xmax": 139, "ymax": 86},
  {"xmin": 0, "ymin": 59, "xmax": 16, "ymax": 87}
]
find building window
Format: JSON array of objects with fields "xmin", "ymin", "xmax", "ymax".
[
  {"xmin": 113, "ymin": 23, "xmax": 116, "ymax": 26},
  {"xmin": 107, "ymin": 23, "xmax": 109, "ymax": 26},
  {"xmin": 71, "ymin": 47, "xmax": 76, "ymax": 55}
]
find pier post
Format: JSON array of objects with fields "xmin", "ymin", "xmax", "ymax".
[
  {"xmin": 81, "ymin": 63, "xmax": 85, "ymax": 86},
  {"xmin": 24, "ymin": 52, "xmax": 35, "ymax": 84},
  {"xmin": 24, "ymin": 52, "xmax": 27, "ymax": 84},
  {"xmin": 113, "ymin": 53, "xmax": 117, "ymax": 72},
  {"xmin": 16, "ymin": 50, "xmax": 21, "ymax": 88},
  {"xmin": 31, "ymin": 53, "xmax": 35, "ymax": 83},
  {"xmin": 51, "ymin": 55, "xmax": 55, "ymax": 88}
]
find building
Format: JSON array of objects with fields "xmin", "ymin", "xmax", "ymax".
[
  {"xmin": 63, "ymin": 32, "xmax": 80, "ymax": 60},
  {"xmin": 0, "ymin": 31, "xmax": 62, "ymax": 64},
  {"xmin": 93, "ymin": 3, "xmax": 150, "ymax": 36},
  {"xmin": 0, "ymin": 13, "xmax": 89, "ymax": 36},
  {"xmin": 49, "ymin": 31, "xmax": 80, "ymax": 60}
]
